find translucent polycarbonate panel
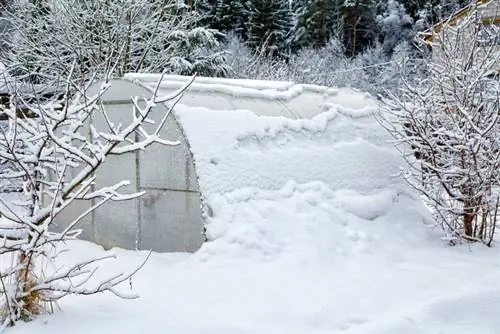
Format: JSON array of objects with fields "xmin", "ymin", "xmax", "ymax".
[{"xmin": 139, "ymin": 188, "xmax": 203, "ymax": 252}]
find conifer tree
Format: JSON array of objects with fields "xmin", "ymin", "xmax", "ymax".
[
  {"xmin": 247, "ymin": 0, "xmax": 293, "ymax": 57},
  {"xmin": 293, "ymin": 0, "xmax": 344, "ymax": 48},
  {"xmin": 343, "ymin": 0, "xmax": 378, "ymax": 56},
  {"xmin": 376, "ymin": 0, "xmax": 414, "ymax": 54},
  {"xmin": 214, "ymin": 0, "xmax": 247, "ymax": 36},
  {"xmin": 194, "ymin": 0, "xmax": 218, "ymax": 28}
]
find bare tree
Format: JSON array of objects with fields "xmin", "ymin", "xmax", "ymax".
[
  {"xmin": 0, "ymin": 67, "xmax": 193, "ymax": 326},
  {"xmin": 0, "ymin": 0, "xmax": 228, "ymax": 91},
  {"xmin": 222, "ymin": 32, "xmax": 417, "ymax": 96},
  {"xmin": 378, "ymin": 10, "xmax": 500, "ymax": 245}
]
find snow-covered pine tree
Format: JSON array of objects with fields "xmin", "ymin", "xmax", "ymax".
[
  {"xmin": 293, "ymin": 0, "xmax": 345, "ymax": 48},
  {"xmin": 194, "ymin": 0, "xmax": 218, "ymax": 28},
  {"xmin": 160, "ymin": 3, "xmax": 230, "ymax": 76},
  {"xmin": 376, "ymin": 0, "xmax": 414, "ymax": 54},
  {"xmin": 213, "ymin": 0, "xmax": 248, "ymax": 37},
  {"xmin": 247, "ymin": 0, "xmax": 293, "ymax": 58},
  {"xmin": 164, "ymin": 27, "xmax": 229, "ymax": 77}
]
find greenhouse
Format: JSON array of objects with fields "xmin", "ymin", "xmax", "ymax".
[{"xmin": 54, "ymin": 74, "xmax": 401, "ymax": 253}]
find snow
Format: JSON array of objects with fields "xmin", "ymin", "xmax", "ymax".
[
  {"xmin": 126, "ymin": 74, "xmax": 376, "ymax": 119},
  {"xmin": 172, "ymin": 97, "xmax": 399, "ymax": 197},
  {"xmin": 5, "ymin": 77, "xmax": 500, "ymax": 333},
  {"xmin": 125, "ymin": 73, "xmax": 296, "ymax": 91},
  {"xmin": 198, "ymin": 182, "xmax": 434, "ymax": 263},
  {"xmin": 126, "ymin": 73, "xmax": 300, "ymax": 100},
  {"xmin": 8, "ymin": 187, "xmax": 500, "ymax": 334}
]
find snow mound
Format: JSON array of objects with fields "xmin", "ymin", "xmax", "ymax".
[
  {"xmin": 157, "ymin": 76, "xmax": 431, "ymax": 263},
  {"xmin": 195, "ymin": 181, "xmax": 433, "ymax": 264}
]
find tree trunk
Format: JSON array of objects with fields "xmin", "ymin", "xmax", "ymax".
[
  {"xmin": 16, "ymin": 251, "xmax": 38, "ymax": 321},
  {"xmin": 463, "ymin": 205, "xmax": 474, "ymax": 238},
  {"xmin": 317, "ymin": 7, "xmax": 325, "ymax": 46},
  {"xmin": 348, "ymin": 1, "xmax": 360, "ymax": 57}
]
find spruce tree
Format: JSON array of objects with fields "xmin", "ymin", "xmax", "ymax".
[
  {"xmin": 214, "ymin": 0, "xmax": 247, "ymax": 37},
  {"xmin": 246, "ymin": 0, "xmax": 293, "ymax": 57},
  {"xmin": 293, "ymin": 0, "xmax": 345, "ymax": 48},
  {"xmin": 376, "ymin": 0, "xmax": 414, "ymax": 54},
  {"xmin": 194, "ymin": 0, "xmax": 218, "ymax": 28},
  {"xmin": 343, "ymin": 0, "xmax": 378, "ymax": 56}
]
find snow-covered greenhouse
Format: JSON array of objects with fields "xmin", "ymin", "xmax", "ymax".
[{"xmin": 54, "ymin": 74, "xmax": 403, "ymax": 253}]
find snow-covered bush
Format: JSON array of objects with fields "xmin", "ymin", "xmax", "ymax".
[
  {"xmin": 223, "ymin": 33, "xmax": 418, "ymax": 96},
  {"xmin": 0, "ymin": 0, "xmax": 229, "ymax": 89},
  {"xmin": 223, "ymin": 33, "xmax": 290, "ymax": 81},
  {"xmin": 0, "ymin": 70, "xmax": 192, "ymax": 326},
  {"xmin": 287, "ymin": 39, "xmax": 362, "ymax": 87},
  {"xmin": 378, "ymin": 12, "xmax": 499, "ymax": 245}
]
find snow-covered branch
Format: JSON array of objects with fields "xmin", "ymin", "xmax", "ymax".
[
  {"xmin": 0, "ymin": 0, "xmax": 228, "ymax": 91},
  {"xmin": 0, "ymin": 68, "xmax": 193, "ymax": 325},
  {"xmin": 378, "ymin": 11, "xmax": 500, "ymax": 245}
]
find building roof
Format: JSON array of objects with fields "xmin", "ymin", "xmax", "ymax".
[{"xmin": 418, "ymin": 0, "xmax": 496, "ymax": 43}]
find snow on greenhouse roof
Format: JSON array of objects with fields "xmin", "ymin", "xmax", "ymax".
[
  {"xmin": 124, "ymin": 73, "xmax": 377, "ymax": 119},
  {"xmin": 122, "ymin": 74, "xmax": 400, "ymax": 197}
]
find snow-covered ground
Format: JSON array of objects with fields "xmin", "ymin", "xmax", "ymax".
[
  {"xmin": 7, "ymin": 80, "xmax": 500, "ymax": 333},
  {"xmin": 10, "ymin": 186, "xmax": 500, "ymax": 334}
]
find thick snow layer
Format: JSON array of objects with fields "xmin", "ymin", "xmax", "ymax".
[
  {"xmin": 198, "ymin": 182, "xmax": 434, "ymax": 263},
  {"xmin": 127, "ymin": 73, "xmax": 302, "ymax": 100},
  {"xmin": 174, "ymin": 102, "xmax": 401, "ymax": 197},
  {"xmin": 126, "ymin": 74, "xmax": 375, "ymax": 108},
  {"xmin": 127, "ymin": 75, "xmax": 395, "ymax": 197},
  {"xmin": 7, "ymin": 77, "xmax": 500, "ymax": 333},
  {"xmin": 9, "ymin": 184, "xmax": 500, "ymax": 334},
  {"xmin": 125, "ymin": 73, "xmax": 296, "ymax": 91}
]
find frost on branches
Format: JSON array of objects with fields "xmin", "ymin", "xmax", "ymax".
[
  {"xmin": 0, "ymin": 69, "xmax": 192, "ymax": 326},
  {"xmin": 0, "ymin": 0, "xmax": 228, "ymax": 89},
  {"xmin": 379, "ymin": 11, "xmax": 499, "ymax": 246}
]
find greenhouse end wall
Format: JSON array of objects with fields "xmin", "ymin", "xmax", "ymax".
[{"xmin": 51, "ymin": 79, "xmax": 205, "ymax": 253}]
